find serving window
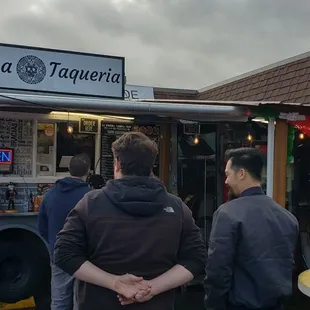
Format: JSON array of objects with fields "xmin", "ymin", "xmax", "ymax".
[
  {"xmin": 56, "ymin": 121, "xmax": 95, "ymax": 173},
  {"xmin": 37, "ymin": 121, "xmax": 96, "ymax": 176}
]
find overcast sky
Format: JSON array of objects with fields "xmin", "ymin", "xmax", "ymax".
[{"xmin": 1, "ymin": 0, "xmax": 310, "ymax": 90}]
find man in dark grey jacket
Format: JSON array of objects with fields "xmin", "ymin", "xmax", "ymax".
[{"xmin": 204, "ymin": 147, "xmax": 299, "ymax": 310}]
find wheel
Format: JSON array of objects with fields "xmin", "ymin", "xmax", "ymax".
[{"xmin": 0, "ymin": 240, "xmax": 48, "ymax": 303}]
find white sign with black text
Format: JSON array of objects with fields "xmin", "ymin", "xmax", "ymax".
[
  {"xmin": 0, "ymin": 43, "xmax": 125, "ymax": 99},
  {"xmin": 124, "ymin": 84, "xmax": 154, "ymax": 100},
  {"xmin": 279, "ymin": 112, "xmax": 306, "ymax": 121}
]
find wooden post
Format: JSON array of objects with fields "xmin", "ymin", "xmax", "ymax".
[{"xmin": 273, "ymin": 120, "xmax": 288, "ymax": 207}]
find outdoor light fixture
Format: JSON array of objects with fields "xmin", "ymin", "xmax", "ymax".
[
  {"xmin": 299, "ymin": 132, "xmax": 305, "ymax": 140},
  {"xmin": 246, "ymin": 119, "xmax": 254, "ymax": 142},
  {"xmin": 67, "ymin": 125, "xmax": 73, "ymax": 134},
  {"xmin": 193, "ymin": 136, "xmax": 199, "ymax": 144},
  {"xmin": 66, "ymin": 111, "xmax": 74, "ymax": 134},
  {"xmin": 247, "ymin": 133, "xmax": 253, "ymax": 141}
]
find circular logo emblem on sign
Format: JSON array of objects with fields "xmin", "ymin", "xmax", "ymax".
[{"xmin": 16, "ymin": 55, "xmax": 46, "ymax": 84}]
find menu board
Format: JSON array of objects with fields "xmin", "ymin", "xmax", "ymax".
[
  {"xmin": 100, "ymin": 123, "xmax": 132, "ymax": 181},
  {"xmin": 131, "ymin": 124, "xmax": 160, "ymax": 176},
  {"xmin": 0, "ymin": 119, "xmax": 33, "ymax": 176},
  {"xmin": 100, "ymin": 122, "xmax": 160, "ymax": 181}
]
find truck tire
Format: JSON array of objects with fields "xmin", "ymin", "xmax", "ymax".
[{"xmin": 0, "ymin": 240, "xmax": 46, "ymax": 303}]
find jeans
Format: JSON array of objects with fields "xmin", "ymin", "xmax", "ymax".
[{"xmin": 51, "ymin": 263, "xmax": 77, "ymax": 310}]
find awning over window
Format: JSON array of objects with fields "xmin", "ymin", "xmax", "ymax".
[{"xmin": 0, "ymin": 92, "xmax": 279, "ymax": 122}]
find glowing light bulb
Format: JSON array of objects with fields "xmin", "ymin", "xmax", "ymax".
[
  {"xmin": 67, "ymin": 125, "xmax": 73, "ymax": 134},
  {"xmin": 299, "ymin": 132, "xmax": 305, "ymax": 140},
  {"xmin": 193, "ymin": 136, "xmax": 199, "ymax": 144},
  {"xmin": 247, "ymin": 134, "xmax": 253, "ymax": 141}
]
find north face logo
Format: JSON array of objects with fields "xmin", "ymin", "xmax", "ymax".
[{"xmin": 163, "ymin": 206, "xmax": 174, "ymax": 213}]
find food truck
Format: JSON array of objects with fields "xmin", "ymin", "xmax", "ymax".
[{"xmin": 0, "ymin": 43, "xmax": 275, "ymax": 309}]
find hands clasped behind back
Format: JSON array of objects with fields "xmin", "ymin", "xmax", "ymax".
[
  {"xmin": 115, "ymin": 274, "xmax": 154, "ymax": 305},
  {"xmin": 114, "ymin": 274, "xmax": 152, "ymax": 305}
]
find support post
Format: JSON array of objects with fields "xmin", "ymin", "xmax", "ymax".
[
  {"xmin": 266, "ymin": 118, "xmax": 275, "ymax": 198},
  {"xmin": 159, "ymin": 123, "xmax": 171, "ymax": 188},
  {"xmin": 273, "ymin": 120, "xmax": 288, "ymax": 207}
]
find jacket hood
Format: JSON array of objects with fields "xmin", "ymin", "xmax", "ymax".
[
  {"xmin": 103, "ymin": 176, "xmax": 168, "ymax": 217},
  {"xmin": 55, "ymin": 177, "xmax": 89, "ymax": 192}
]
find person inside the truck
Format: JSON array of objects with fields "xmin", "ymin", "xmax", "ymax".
[
  {"xmin": 204, "ymin": 147, "xmax": 299, "ymax": 310},
  {"xmin": 87, "ymin": 173, "xmax": 106, "ymax": 189},
  {"xmin": 37, "ymin": 153, "xmax": 91, "ymax": 310}
]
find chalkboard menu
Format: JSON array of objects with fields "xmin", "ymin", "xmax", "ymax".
[
  {"xmin": 0, "ymin": 119, "xmax": 33, "ymax": 176},
  {"xmin": 100, "ymin": 122, "xmax": 160, "ymax": 181},
  {"xmin": 100, "ymin": 123, "xmax": 132, "ymax": 180},
  {"xmin": 131, "ymin": 124, "xmax": 160, "ymax": 176}
]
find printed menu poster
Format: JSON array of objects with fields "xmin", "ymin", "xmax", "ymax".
[{"xmin": 100, "ymin": 122, "xmax": 160, "ymax": 181}]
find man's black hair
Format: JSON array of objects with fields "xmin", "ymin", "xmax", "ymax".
[
  {"xmin": 69, "ymin": 153, "xmax": 91, "ymax": 178},
  {"xmin": 226, "ymin": 147, "xmax": 265, "ymax": 181}
]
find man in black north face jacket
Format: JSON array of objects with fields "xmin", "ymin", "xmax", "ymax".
[{"xmin": 54, "ymin": 132, "xmax": 206, "ymax": 310}]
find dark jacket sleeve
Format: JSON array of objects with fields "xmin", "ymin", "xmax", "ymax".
[
  {"xmin": 204, "ymin": 205, "xmax": 239, "ymax": 310},
  {"xmin": 54, "ymin": 197, "xmax": 88, "ymax": 276},
  {"xmin": 37, "ymin": 196, "xmax": 48, "ymax": 242},
  {"xmin": 177, "ymin": 202, "xmax": 207, "ymax": 277}
]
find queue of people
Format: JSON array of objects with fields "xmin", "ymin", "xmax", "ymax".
[{"xmin": 37, "ymin": 131, "xmax": 299, "ymax": 310}]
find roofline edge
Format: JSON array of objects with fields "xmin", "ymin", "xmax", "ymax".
[{"xmin": 198, "ymin": 50, "xmax": 310, "ymax": 93}]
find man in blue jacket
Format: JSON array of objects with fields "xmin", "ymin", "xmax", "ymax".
[
  {"xmin": 38, "ymin": 153, "xmax": 91, "ymax": 310},
  {"xmin": 204, "ymin": 147, "xmax": 299, "ymax": 310}
]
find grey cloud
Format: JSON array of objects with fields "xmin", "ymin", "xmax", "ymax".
[{"xmin": 1, "ymin": 0, "xmax": 310, "ymax": 89}]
